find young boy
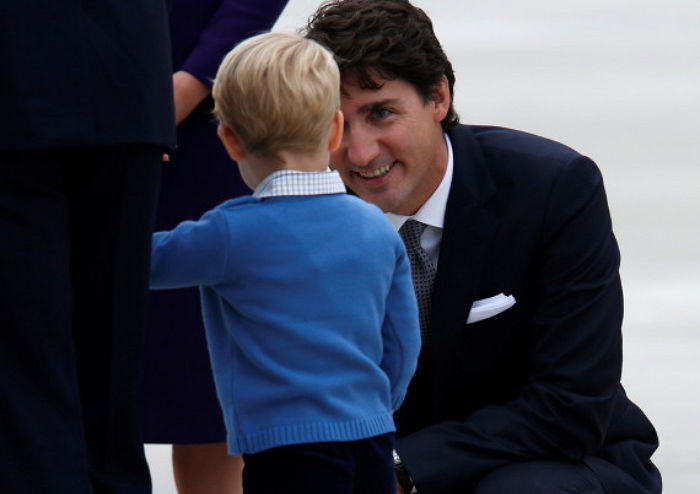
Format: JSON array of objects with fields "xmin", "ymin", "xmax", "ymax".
[{"xmin": 148, "ymin": 32, "xmax": 421, "ymax": 494}]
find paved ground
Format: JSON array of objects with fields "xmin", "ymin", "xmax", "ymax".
[{"xmin": 148, "ymin": 1, "xmax": 700, "ymax": 491}]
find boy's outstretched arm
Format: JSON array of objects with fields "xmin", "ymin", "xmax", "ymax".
[
  {"xmin": 150, "ymin": 210, "xmax": 229, "ymax": 290},
  {"xmin": 380, "ymin": 242, "xmax": 421, "ymax": 411}
]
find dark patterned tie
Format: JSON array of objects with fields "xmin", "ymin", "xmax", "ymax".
[{"xmin": 399, "ymin": 219, "xmax": 436, "ymax": 339}]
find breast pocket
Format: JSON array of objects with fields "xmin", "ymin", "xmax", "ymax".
[{"xmin": 466, "ymin": 293, "xmax": 516, "ymax": 324}]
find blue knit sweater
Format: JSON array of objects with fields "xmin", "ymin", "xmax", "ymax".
[{"xmin": 150, "ymin": 192, "xmax": 420, "ymax": 454}]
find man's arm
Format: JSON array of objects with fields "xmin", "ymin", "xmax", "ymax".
[{"xmin": 398, "ymin": 157, "xmax": 624, "ymax": 492}]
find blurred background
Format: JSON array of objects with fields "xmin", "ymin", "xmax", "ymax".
[{"xmin": 147, "ymin": 1, "xmax": 700, "ymax": 491}]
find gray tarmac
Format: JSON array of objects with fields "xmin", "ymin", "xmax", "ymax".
[{"xmin": 148, "ymin": 1, "xmax": 700, "ymax": 491}]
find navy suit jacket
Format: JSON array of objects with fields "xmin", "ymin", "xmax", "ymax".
[
  {"xmin": 395, "ymin": 124, "xmax": 661, "ymax": 493},
  {"xmin": 0, "ymin": 1, "xmax": 175, "ymax": 150}
]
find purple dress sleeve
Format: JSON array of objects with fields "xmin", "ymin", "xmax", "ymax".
[{"xmin": 179, "ymin": 0, "xmax": 290, "ymax": 86}]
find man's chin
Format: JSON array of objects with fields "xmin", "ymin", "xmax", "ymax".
[{"xmin": 360, "ymin": 192, "xmax": 397, "ymax": 213}]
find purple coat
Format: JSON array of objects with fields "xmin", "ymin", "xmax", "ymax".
[{"xmin": 138, "ymin": 0, "xmax": 289, "ymax": 443}]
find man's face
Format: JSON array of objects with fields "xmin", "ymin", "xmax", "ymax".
[{"xmin": 331, "ymin": 75, "xmax": 450, "ymax": 215}]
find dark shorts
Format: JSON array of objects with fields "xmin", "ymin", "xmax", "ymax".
[{"xmin": 242, "ymin": 433, "xmax": 396, "ymax": 494}]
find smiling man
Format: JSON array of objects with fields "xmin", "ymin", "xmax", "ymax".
[
  {"xmin": 336, "ymin": 75, "xmax": 449, "ymax": 216},
  {"xmin": 305, "ymin": 1, "xmax": 661, "ymax": 493}
]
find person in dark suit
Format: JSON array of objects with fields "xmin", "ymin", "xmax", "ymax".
[
  {"xmin": 0, "ymin": 2, "xmax": 175, "ymax": 493},
  {"xmin": 136, "ymin": 1, "xmax": 288, "ymax": 493},
  {"xmin": 305, "ymin": 1, "xmax": 662, "ymax": 493}
]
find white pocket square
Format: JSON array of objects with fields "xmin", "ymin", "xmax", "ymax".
[{"xmin": 467, "ymin": 293, "xmax": 516, "ymax": 324}]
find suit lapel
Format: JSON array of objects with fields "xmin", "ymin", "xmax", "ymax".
[
  {"xmin": 430, "ymin": 125, "xmax": 498, "ymax": 336},
  {"xmin": 428, "ymin": 125, "xmax": 498, "ymax": 412}
]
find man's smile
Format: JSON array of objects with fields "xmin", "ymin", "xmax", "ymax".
[{"xmin": 354, "ymin": 161, "xmax": 397, "ymax": 180}]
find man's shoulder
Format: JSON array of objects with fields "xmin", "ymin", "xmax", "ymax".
[
  {"xmin": 446, "ymin": 124, "xmax": 605, "ymax": 212},
  {"xmin": 454, "ymin": 124, "xmax": 584, "ymax": 167}
]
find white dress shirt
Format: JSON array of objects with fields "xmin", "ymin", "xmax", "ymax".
[{"xmin": 386, "ymin": 134, "xmax": 453, "ymax": 268}]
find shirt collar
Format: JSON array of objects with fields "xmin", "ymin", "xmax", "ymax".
[
  {"xmin": 386, "ymin": 133, "xmax": 453, "ymax": 230},
  {"xmin": 253, "ymin": 169, "xmax": 347, "ymax": 198}
]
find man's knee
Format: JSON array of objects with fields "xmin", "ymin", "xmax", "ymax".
[{"xmin": 473, "ymin": 460, "xmax": 603, "ymax": 494}]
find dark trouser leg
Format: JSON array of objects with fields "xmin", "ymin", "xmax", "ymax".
[
  {"xmin": 243, "ymin": 434, "xmax": 396, "ymax": 494},
  {"xmin": 0, "ymin": 150, "xmax": 90, "ymax": 492},
  {"xmin": 0, "ymin": 146, "xmax": 161, "ymax": 493},
  {"xmin": 353, "ymin": 433, "xmax": 396, "ymax": 494},
  {"xmin": 473, "ymin": 460, "xmax": 604, "ymax": 494},
  {"xmin": 67, "ymin": 146, "xmax": 162, "ymax": 493},
  {"xmin": 243, "ymin": 442, "xmax": 355, "ymax": 494}
]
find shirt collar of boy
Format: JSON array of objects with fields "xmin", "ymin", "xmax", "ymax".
[{"xmin": 253, "ymin": 169, "xmax": 347, "ymax": 198}]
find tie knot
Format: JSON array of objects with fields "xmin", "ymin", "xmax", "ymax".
[{"xmin": 399, "ymin": 219, "xmax": 427, "ymax": 250}]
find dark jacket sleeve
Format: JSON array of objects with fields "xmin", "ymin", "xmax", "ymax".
[
  {"xmin": 398, "ymin": 157, "xmax": 625, "ymax": 493},
  {"xmin": 179, "ymin": 0, "xmax": 289, "ymax": 86}
]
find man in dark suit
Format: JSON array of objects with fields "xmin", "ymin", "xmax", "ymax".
[
  {"xmin": 305, "ymin": 1, "xmax": 661, "ymax": 493},
  {"xmin": 0, "ymin": 2, "xmax": 175, "ymax": 492}
]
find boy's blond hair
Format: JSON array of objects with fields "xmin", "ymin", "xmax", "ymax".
[{"xmin": 212, "ymin": 32, "xmax": 340, "ymax": 160}]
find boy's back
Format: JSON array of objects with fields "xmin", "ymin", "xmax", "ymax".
[{"xmin": 150, "ymin": 184, "xmax": 420, "ymax": 454}]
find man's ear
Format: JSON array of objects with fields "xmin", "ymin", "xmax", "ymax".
[
  {"xmin": 217, "ymin": 124, "xmax": 246, "ymax": 162},
  {"xmin": 431, "ymin": 75, "xmax": 450, "ymax": 124},
  {"xmin": 327, "ymin": 110, "xmax": 344, "ymax": 152}
]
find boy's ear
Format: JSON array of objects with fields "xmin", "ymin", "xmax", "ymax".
[
  {"xmin": 327, "ymin": 110, "xmax": 344, "ymax": 152},
  {"xmin": 217, "ymin": 125, "xmax": 246, "ymax": 162}
]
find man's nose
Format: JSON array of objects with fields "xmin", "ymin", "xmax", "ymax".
[{"xmin": 345, "ymin": 126, "xmax": 381, "ymax": 168}]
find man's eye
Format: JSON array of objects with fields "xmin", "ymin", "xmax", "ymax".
[{"xmin": 372, "ymin": 108, "xmax": 392, "ymax": 120}]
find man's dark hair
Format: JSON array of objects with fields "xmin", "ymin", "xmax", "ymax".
[{"xmin": 304, "ymin": 0, "xmax": 459, "ymax": 131}]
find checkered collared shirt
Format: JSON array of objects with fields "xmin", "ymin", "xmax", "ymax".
[{"xmin": 253, "ymin": 169, "xmax": 347, "ymax": 198}]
